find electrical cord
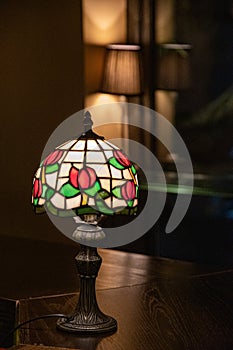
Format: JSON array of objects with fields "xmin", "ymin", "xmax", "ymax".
[{"xmin": 0, "ymin": 313, "xmax": 69, "ymax": 348}]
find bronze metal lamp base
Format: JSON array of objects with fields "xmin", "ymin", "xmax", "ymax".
[{"xmin": 57, "ymin": 245, "xmax": 117, "ymax": 334}]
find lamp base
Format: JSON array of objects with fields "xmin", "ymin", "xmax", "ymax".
[
  {"xmin": 57, "ymin": 245, "xmax": 117, "ymax": 334},
  {"xmin": 57, "ymin": 314, "xmax": 117, "ymax": 334}
]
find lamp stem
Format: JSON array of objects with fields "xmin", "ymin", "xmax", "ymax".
[
  {"xmin": 75, "ymin": 246, "xmax": 101, "ymax": 320},
  {"xmin": 57, "ymin": 245, "xmax": 117, "ymax": 334}
]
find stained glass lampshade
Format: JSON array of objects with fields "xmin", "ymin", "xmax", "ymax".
[
  {"xmin": 31, "ymin": 111, "xmax": 139, "ymax": 334},
  {"xmin": 32, "ymin": 113, "xmax": 138, "ymax": 223}
]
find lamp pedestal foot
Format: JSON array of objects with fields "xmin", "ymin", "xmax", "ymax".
[{"xmin": 57, "ymin": 245, "xmax": 117, "ymax": 334}]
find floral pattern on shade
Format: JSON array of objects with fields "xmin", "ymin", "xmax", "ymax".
[
  {"xmin": 44, "ymin": 150, "xmax": 63, "ymax": 165},
  {"xmin": 114, "ymin": 150, "xmax": 131, "ymax": 167},
  {"xmin": 78, "ymin": 167, "xmax": 96, "ymax": 189},
  {"xmin": 33, "ymin": 178, "xmax": 42, "ymax": 199},
  {"xmin": 69, "ymin": 167, "xmax": 79, "ymax": 188},
  {"xmin": 121, "ymin": 181, "xmax": 136, "ymax": 201},
  {"xmin": 32, "ymin": 136, "xmax": 139, "ymax": 216},
  {"xmin": 109, "ymin": 150, "xmax": 131, "ymax": 170}
]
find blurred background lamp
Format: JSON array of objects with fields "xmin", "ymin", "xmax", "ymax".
[
  {"xmin": 32, "ymin": 111, "xmax": 139, "ymax": 334},
  {"xmin": 101, "ymin": 44, "xmax": 143, "ymax": 152},
  {"xmin": 101, "ymin": 44, "xmax": 143, "ymax": 96},
  {"xmin": 156, "ymin": 43, "xmax": 192, "ymax": 91}
]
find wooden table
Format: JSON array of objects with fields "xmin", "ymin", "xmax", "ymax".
[{"xmin": 0, "ymin": 237, "xmax": 232, "ymax": 350}]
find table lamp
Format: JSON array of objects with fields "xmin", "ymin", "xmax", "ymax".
[
  {"xmin": 101, "ymin": 44, "xmax": 143, "ymax": 97},
  {"xmin": 32, "ymin": 111, "xmax": 139, "ymax": 334}
]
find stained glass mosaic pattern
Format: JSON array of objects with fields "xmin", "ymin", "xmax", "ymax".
[{"xmin": 32, "ymin": 136, "xmax": 139, "ymax": 217}]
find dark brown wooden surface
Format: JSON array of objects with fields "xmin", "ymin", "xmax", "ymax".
[
  {"xmin": 0, "ymin": 236, "xmax": 224, "ymax": 299},
  {"xmin": 1, "ymin": 236, "xmax": 232, "ymax": 350},
  {"xmin": 9, "ymin": 347, "xmax": 79, "ymax": 350},
  {"xmin": 13, "ymin": 271, "xmax": 233, "ymax": 350}
]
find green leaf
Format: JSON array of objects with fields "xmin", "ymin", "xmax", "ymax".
[
  {"xmin": 60, "ymin": 183, "xmax": 80, "ymax": 198},
  {"xmin": 77, "ymin": 207, "xmax": 98, "ymax": 215},
  {"xmin": 45, "ymin": 202, "xmax": 58, "ymax": 216},
  {"xmin": 84, "ymin": 181, "xmax": 101, "ymax": 197},
  {"xmin": 112, "ymin": 186, "xmax": 122, "ymax": 198},
  {"xmin": 127, "ymin": 200, "xmax": 134, "ymax": 207},
  {"xmin": 46, "ymin": 188, "xmax": 55, "ymax": 200},
  {"xmin": 116, "ymin": 208, "xmax": 129, "ymax": 215},
  {"xmin": 45, "ymin": 163, "xmax": 59, "ymax": 174},
  {"xmin": 97, "ymin": 189, "xmax": 110, "ymax": 199},
  {"xmin": 131, "ymin": 165, "xmax": 137, "ymax": 174},
  {"xmin": 42, "ymin": 184, "xmax": 48, "ymax": 197},
  {"xmin": 96, "ymin": 200, "xmax": 114, "ymax": 215},
  {"xmin": 58, "ymin": 209, "xmax": 76, "ymax": 217},
  {"xmin": 109, "ymin": 157, "xmax": 125, "ymax": 170},
  {"xmin": 33, "ymin": 198, "xmax": 39, "ymax": 206}
]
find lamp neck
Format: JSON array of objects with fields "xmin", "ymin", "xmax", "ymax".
[{"xmin": 83, "ymin": 111, "xmax": 93, "ymax": 133}]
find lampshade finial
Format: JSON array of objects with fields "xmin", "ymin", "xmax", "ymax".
[{"xmin": 83, "ymin": 111, "xmax": 93, "ymax": 133}]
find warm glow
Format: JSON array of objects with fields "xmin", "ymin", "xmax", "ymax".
[
  {"xmin": 84, "ymin": 93, "xmax": 123, "ymax": 143},
  {"xmin": 108, "ymin": 44, "xmax": 140, "ymax": 51},
  {"xmin": 156, "ymin": 0, "xmax": 175, "ymax": 42},
  {"xmin": 155, "ymin": 90, "xmax": 177, "ymax": 160},
  {"xmin": 83, "ymin": 0, "xmax": 126, "ymax": 44},
  {"xmin": 85, "ymin": 93, "xmax": 120, "ymax": 108}
]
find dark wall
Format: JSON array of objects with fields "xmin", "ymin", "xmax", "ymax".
[
  {"xmin": 176, "ymin": 0, "xmax": 233, "ymax": 119},
  {"xmin": 0, "ymin": 0, "xmax": 84, "ymax": 242}
]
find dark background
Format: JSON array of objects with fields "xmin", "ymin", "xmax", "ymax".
[{"xmin": 0, "ymin": 0, "xmax": 232, "ymax": 265}]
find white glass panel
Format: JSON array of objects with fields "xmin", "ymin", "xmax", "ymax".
[
  {"xmin": 66, "ymin": 195, "xmax": 81, "ymax": 209},
  {"xmin": 123, "ymin": 169, "xmax": 132, "ymax": 180},
  {"xmin": 86, "ymin": 151, "xmax": 105, "ymax": 163},
  {"xmin": 57, "ymin": 139, "xmax": 76, "ymax": 150},
  {"xmin": 35, "ymin": 167, "xmax": 41, "ymax": 178},
  {"xmin": 110, "ymin": 166, "xmax": 122, "ymax": 179},
  {"xmin": 73, "ymin": 163, "xmax": 82, "ymax": 170},
  {"xmin": 104, "ymin": 197, "xmax": 112, "ymax": 207},
  {"xmin": 51, "ymin": 193, "xmax": 65, "ymax": 209},
  {"xmin": 38, "ymin": 198, "xmax": 45, "ymax": 205},
  {"xmin": 99, "ymin": 179, "xmax": 110, "ymax": 191},
  {"xmin": 105, "ymin": 140, "xmax": 120, "ymax": 149},
  {"xmin": 71, "ymin": 140, "xmax": 86, "ymax": 151},
  {"xmin": 65, "ymin": 151, "xmax": 84, "ymax": 162},
  {"xmin": 88, "ymin": 197, "xmax": 95, "ymax": 206},
  {"xmin": 90, "ymin": 164, "xmax": 110, "ymax": 178},
  {"xmin": 97, "ymin": 140, "xmax": 114, "ymax": 150},
  {"xmin": 56, "ymin": 178, "xmax": 68, "ymax": 190},
  {"xmin": 112, "ymin": 179, "xmax": 126, "ymax": 188},
  {"xmin": 87, "ymin": 140, "xmax": 100, "ymax": 151},
  {"xmin": 112, "ymin": 198, "xmax": 126, "ymax": 209},
  {"xmin": 59, "ymin": 163, "xmax": 71, "ymax": 177},
  {"xmin": 133, "ymin": 199, "xmax": 138, "ymax": 206},
  {"xmin": 45, "ymin": 172, "xmax": 57, "ymax": 189},
  {"xmin": 135, "ymin": 174, "xmax": 139, "ymax": 185},
  {"xmin": 103, "ymin": 150, "xmax": 113, "ymax": 160}
]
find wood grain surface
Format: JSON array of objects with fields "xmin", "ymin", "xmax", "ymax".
[
  {"xmin": 0, "ymin": 236, "xmax": 224, "ymax": 299},
  {"xmin": 10, "ymin": 346, "xmax": 80, "ymax": 350},
  {"xmin": 16, "ymin": 270, "xmax": 233, "ymax": 350},
  {"xmin": 1, "ymin": 237, "xmax": 232, "ymax": 350}
]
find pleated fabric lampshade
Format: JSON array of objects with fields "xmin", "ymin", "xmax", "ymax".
[
  {"xmin": 156, "ymin": 43, "xmax": 192, "ymax": 91},
  {"xmin": 101, "ymin": 44, "xmax": 143, "ymax": 96}
]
